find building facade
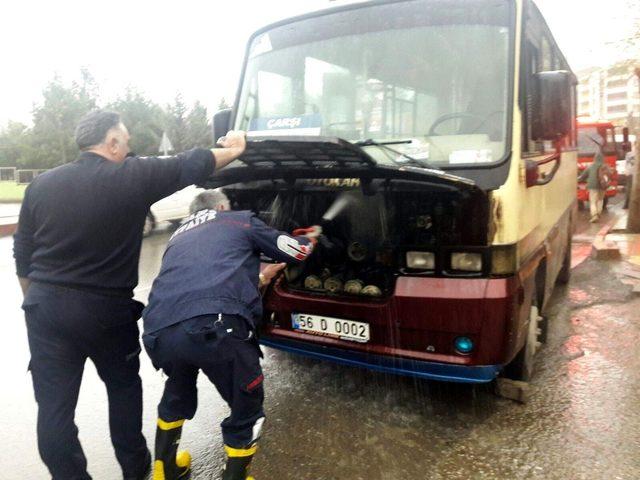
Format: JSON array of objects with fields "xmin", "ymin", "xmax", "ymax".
[{"xmin": 577, "ymin": 62, "xmax": 640, "ymax": 128}]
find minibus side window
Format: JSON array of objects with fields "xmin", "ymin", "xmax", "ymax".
[
  {"xmin": 522, "ymin": 41, "xmax": 543, "ymax": 155},
  {"xmin": 522, "ymin": 19, "xmax": 576, "ymax": 153},
  {"xmin": 539, "ymin": 35, "xmax": 556, "ymax": 152}
]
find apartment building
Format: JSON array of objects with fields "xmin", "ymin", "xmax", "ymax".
[{"xmin": 577, "ymin": 62, "xmax": 640, "ymax": 127}]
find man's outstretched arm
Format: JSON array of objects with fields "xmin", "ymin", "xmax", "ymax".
[{"xmin": 212, "ymin": 130, "xmax": 247, "ymax": 171}]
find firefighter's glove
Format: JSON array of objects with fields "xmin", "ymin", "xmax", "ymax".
[
  {"xmin": 292, "ymin": 225, "xmax": 322, "ymax": 238},
  {"xmin": 292, "ymin": 225, "xmax": 322, "ymax": 246}
]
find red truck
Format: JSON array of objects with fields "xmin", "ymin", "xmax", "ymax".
[{"xmin": 577, "ymin": 120, "xmax": 621, "ymax": 208}]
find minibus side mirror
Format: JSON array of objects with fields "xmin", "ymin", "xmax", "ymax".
[
  {"xmin": 212, "ymin": 109, "xmax": 232, "ymax": 145},
  {"xmin": 531, "ymin": 71, "xmax": 574, "ymax": 141}
]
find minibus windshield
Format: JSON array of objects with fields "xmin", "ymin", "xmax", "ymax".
[{"xmin": 236, "ymin": 0, "xmax": 513, "ymax": 168}]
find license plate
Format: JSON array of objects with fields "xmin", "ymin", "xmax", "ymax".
[{"xmin": 292, "ymin": 313, "xmax": 370, "ymax": 343}]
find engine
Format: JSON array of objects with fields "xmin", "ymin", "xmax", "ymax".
[{"xmin": 227, "ymin": 183, "xmax": 488, "ymax": 298}]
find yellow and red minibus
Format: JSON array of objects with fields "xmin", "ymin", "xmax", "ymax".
[{"xmin": 205, "ymin": 0, "xmax": 577, "ymax": 383}]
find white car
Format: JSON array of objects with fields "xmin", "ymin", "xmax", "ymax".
[{"xmin": 144, "ymin": 185, "xmax": 205, "ymax": 236}]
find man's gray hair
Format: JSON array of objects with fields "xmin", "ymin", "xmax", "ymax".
[
  {"xmin": 190, "ymin": 189, "xmax": 230, "ymax": 213},
  {"xmin": 75, "ymin": 110, "xmax": 121, "ymax": 150}
]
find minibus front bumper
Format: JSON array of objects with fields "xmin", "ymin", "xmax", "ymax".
[{"xmin": 260, "ymin": 335, "xmax": 503, "ymax": 384}]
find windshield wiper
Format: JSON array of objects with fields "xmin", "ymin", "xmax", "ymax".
[
  {"xmin": 355, "ymin": 139, "xmax": 413, "ymax": 147},
  {"xmin": 354, "ymin": 138, "xmax": 442, "ymax": 171}
]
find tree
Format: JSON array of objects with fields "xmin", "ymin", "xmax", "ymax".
[
  {"xmin": 29, "ymin": 73, "xmax": 97, "ymax": 168},
  {"xmin": 0, "ymin": 69, "xmax": 221, "ymax": 167},
  {"xmin": 0, "ymin": 122, "xmax": 35, "ymax": 168},
  {"xmin": 164, "ymin": 94, "xmax": 188, "ymax": 153},
  {"xmin": 217, "ymin": 97, "xmax": 231, "ymax": 110},
  {"xmin": 107, "ymin": 88, "xmax": 165, "ymax": 156},
  {"xmin": 186, "ymin": 101, "xmax": 213, "ymax": 149},
  {"xmin": 77, "ymin": 67, "xmax": 100, "ymax": 105}
]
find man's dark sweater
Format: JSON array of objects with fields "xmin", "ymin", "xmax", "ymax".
[{"xmin": 13, "ymin": 149, "xmax": 214, "ymax": 297}]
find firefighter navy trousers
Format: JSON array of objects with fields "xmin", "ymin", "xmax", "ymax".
[{"xmin": 142, "ymin": 314, "xmax": 265, "ymax": 449}]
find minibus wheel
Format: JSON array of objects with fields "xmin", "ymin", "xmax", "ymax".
[
  {"xmin": 557, "ymin": 237, "xmax": 572, "ymax": 285},
  {"xmin": 504, "ymin": 285, "xmax": 544, "ymax": 382}
]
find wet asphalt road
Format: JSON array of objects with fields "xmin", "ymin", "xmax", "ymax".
[{"xmin": 2, "ymin": 205, "xmax": 639, "ymax": 480}]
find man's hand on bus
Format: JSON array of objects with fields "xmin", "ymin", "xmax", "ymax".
[{"xmin": 212, "ymin": 130, "xmax": 246, "ymax": 171}]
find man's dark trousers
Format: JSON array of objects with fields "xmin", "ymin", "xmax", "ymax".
[
  {"xmin": 24, "ymin": 283, "xmax": 149, "ymax": 479},
  {"xmin": 143, "ymin": 314, "xmax": 265, "ymax": 448}
]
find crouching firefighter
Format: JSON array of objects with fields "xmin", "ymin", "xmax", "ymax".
[{"xmin": 142, "ymin": 190, "xmax": 316, "ymax": 479}]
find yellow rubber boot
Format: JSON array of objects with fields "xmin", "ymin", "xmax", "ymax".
[
  {"xmin": 221, "ymin": 444, "xmax": 257, "ymax": 480},
  {"xmin": 152, "ymin": 419, "xmax": 191, "ymax": 479}
]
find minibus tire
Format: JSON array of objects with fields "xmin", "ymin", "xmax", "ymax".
[
  {"xmin": 503, "ymin": 285, "xmax": 544, "ymax": 382},
  {"xmin": 557, "ymin": 237, "xmax": 572, "ymax": 285}
]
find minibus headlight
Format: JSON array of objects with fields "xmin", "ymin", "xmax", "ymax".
[
  {"xmin": 451, "ymin": 252, "xmax": 482, "ymax": 272},
  {"xmin": 406, "ymin": 251, "xmax": 435, "ymax": 270}
]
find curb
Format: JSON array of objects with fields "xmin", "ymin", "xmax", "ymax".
[
  {"xmin": 592, "ymin": 216, "xmax": 622, "ymax": 260},
  {"xmin": 0, "ymin": 222, "xmax": 17, "ymax": 237}
]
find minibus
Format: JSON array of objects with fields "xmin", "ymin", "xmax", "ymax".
[{"xmin": 204, "ymin": 0, "xmax": 577, "ymax": 383}]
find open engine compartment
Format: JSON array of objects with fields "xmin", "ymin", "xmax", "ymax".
[{"xmin": 226, "ymin": 180, "xmax": 489, "ymax": 298}]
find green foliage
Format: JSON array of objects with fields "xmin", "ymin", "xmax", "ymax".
[
  {"xmin": 165, "ymin": 94, "xmax": 188, "ymax": 153},
  {"xmin": 218, "ymin": 97, "xmax": 231, "ymax": 110},
  {"xmin": 0, "ymin": 122, "xmax": 33, "ymax": 168},
  {"xmin": 1, "ymin": 69, "xmax": 221, "ymax": 168},
  {"xmin": 27, "ymin": 72, "xmax": 97, "ymax": 168},
  {"xmin": 186, "ymin": 101, "xmax": 213, "ymax": 149},
  {"xmin": 107, "ymin": 87, "xmax": 165, "ymax": 156},
  {"xmin": 0, "ymin": 70, "xmax": 98, "ymax": 169}
]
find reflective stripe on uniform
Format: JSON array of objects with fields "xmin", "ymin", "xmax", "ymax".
[
  {"xmin": 225, "ymin": 444, "xmax": 258, "ymax": 457},
  {"xmin": 276, "ymin": 235, "xmax": 313, "ymax": 260},
  {"xmin": 250, "ymin": 417, "xmax": 265, "ymax": 444},
  {"xmin": 157, "ymin": 418, "xmax": 185, "ymax": 430}
]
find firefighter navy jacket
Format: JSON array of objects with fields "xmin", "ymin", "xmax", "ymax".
[{"xmin": 143, "ymin": 209, "xmax": 313, "ymax": 334}]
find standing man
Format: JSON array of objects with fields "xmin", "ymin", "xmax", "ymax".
[
  {"xmin": 13, "ymin": 110, "xmax": 246, "ymax": 480},
  {"xmin": 578, "ymin": 138, "xmax": 609, "ymax": 223},
  {"xmin": 142, "ymin": 190, "xmax": 316, "ymax": 480}
]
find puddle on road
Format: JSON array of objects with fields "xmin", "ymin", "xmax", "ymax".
[
  {"xmin": 568, "ymin": 287, "xmax": 595, "ymax": 304},
  {"xmin": 250, "ymin": 259, "xmax": 640, "ymax": 480}
]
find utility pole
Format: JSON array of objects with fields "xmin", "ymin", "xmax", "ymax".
[{"xmin": 627, "ymin": 67, "xmax": 640, "ymax": 232}]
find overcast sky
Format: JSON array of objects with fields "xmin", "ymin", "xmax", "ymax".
[{"xmin": 0, "ymin": 0, "xmax": 637, "ymax": 127}]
